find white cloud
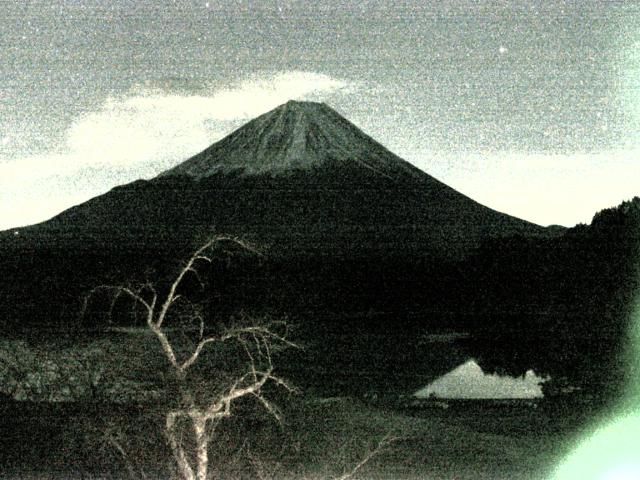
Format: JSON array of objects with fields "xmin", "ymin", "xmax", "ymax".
[
  {"xmin": 65, "ymin": 71, "xmax": 348, "ymax": 171},
  {"xmin": 415, "ymin": 359, "xmax": 547, "ymax": 399},
  {"xmin": 0, "ymin": 71, "xmax": 351, "ymax": 230}
]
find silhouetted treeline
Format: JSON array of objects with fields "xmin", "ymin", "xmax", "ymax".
[{"xmin": 468, "ymin": 197, "xmax": 640, "ymax": 396}]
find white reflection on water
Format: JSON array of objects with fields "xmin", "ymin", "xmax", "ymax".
[{"xmin": 414, "ymin": 359, "xmax": 548, "ymax": 399}]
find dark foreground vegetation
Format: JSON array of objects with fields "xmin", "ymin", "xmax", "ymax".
[{"xmin": 0, "ymin": 393, "xmax": 598, "ymax": 480}]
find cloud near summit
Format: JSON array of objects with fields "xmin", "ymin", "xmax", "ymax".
[
  {"xmin": 68, "ymin": 71, "xmax": 350, "ymax": 170},
  {"xmin": 0, "ymin": 71, "xmax": 351, "ymax": 230}
]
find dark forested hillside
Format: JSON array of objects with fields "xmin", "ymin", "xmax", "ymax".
[{"xmin": 468, "ymin": 197, "xmax": 640, "ymax": 396}]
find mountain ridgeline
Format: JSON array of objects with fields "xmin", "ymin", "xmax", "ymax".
[
  {"xmin": 161, "ymin": 100, "xmax": 427, "ymax": 179},
  {"xmin": 14, "ymin": 101, "xmax": 547, "ymax": 257},
  {"xmin": 1, "ymin": 101, "xmax": 637, "ymax": 396}
]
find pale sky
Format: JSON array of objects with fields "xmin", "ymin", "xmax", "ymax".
[{"xmin": 1, "ymin": 1, "xmax": 640, "ymax": 230}]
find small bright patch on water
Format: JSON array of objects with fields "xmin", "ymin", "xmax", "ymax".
[{"xmin": 414, "ymin": 359, "xmax": 547, "ymax": 399}]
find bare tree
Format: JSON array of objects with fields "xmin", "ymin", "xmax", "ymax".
[{"xmin": 84, "ymin": 236, "xmax": 297, "ymax": 480}]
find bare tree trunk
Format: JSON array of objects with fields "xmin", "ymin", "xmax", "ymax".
[
  {"xmin": 167, "ymin": 412, "xmax": 196, "ymax": 480},
  {"xmin": 193, "ymin": 415, "xmax": 209, "ymax": 480}
]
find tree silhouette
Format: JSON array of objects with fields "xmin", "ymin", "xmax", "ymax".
[{"xmin": 84, "ymin": 236, "xmax": 297, "ymax": 480}]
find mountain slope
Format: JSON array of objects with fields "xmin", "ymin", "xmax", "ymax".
[
  {"xmin": 160, "ymin": 100, "xmax": 425, "ymax": 179},
  {"xmin": 16, "ymin": 101, "xmax": 548, "ymax": 258}
]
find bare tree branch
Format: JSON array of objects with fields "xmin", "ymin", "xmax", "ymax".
[
  {"xmin": 335, "ymin": 434, "xmax": 401, "ymax": 480},
  {"xmin": 81, "ymin": 235, "xmax": 297, "ymax": 480},
  {"xmin": 155, "ymin": 235, "xmax": 260, "ymax": 330},
  {"xmin": 179, "ymin": 336, "xmax": 220, "ymax": 372},
  {"xmin": 104, "ymin": 429, "xmax": 150, "ymax": 480},
  {"xmin": 166, "ymin": 411, "xmax": 196, "ymax": 480}
]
